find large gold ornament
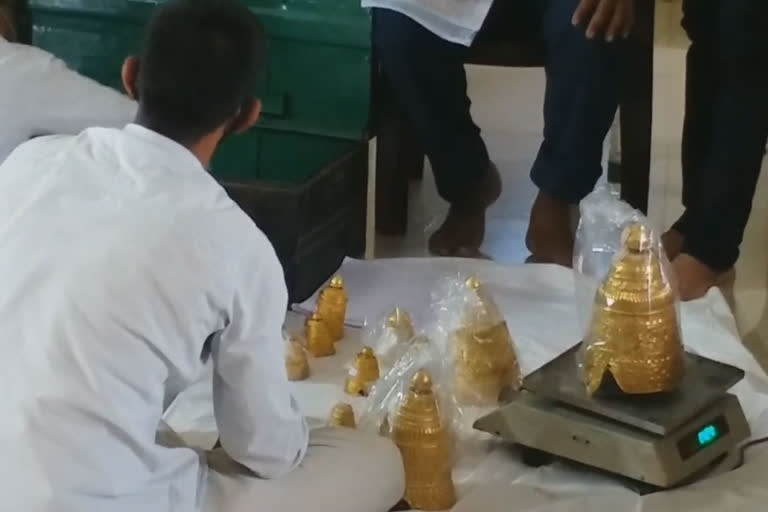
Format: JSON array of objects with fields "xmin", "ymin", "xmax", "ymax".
[
  {"xmin": 344, "ymin": 347, "xmax": 380, "ymax": 397},
  {"xmin": 316, "ymin": 275, "xmax": 347, "ymax": 342},
  {"xmin": 392, "ymin": 371, "xmax": 457, "ymax": 511},
  {"xmin": 583, "ymin": 223, "xmax": 684, "ymax": 395},
  {"xmin": 305, "ymin": 312, "xmax": 335, "ymax": 357},
  {"xmin": 452, "ymin": 276, "xmax": 521, "ymax": 406},
  {"xmin": 285, "ymin": 339, "xmax": 310, "ymax": 381}
]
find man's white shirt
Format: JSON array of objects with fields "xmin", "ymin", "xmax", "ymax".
[{"xmin": 0, "ymin": 124, "xmax": 308, "ymax": 511}]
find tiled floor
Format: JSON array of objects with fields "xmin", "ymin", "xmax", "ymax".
[{"xmin": 374, "ymin": 1, "xmax": 768, "ymax": 369}]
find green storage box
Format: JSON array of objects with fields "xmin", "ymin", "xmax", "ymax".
[{"xmin": 29, "ymin": 0, "xmax": 373, "ymax": 301}]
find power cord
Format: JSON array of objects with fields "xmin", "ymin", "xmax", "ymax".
[{"xmin": 734, "ymin": 436, "xmax": 768, "ymax": 469}]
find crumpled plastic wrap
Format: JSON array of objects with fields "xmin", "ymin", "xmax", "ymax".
[
  {"xmin": 574, "ymin": 188, "xmax": 684, "ymax": 395},
  {"xmin": 364, "ymin": 306, "xmax": 416, "ymax": 370},
  {"xmin": 573, "ymin": 183, "xmax": 645, "ymax": 337},
  {"xmin": 430, "ymin": 274, "xmax": 522, "ymax": 406},
  {"xmin": 284, "ymin": 329, "xmax": 309, "ymax": 381}
]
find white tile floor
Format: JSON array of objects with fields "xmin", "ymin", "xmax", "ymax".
[{"xmin": 375, "ymin": 2, "xmax": 768, "ymax": 369}]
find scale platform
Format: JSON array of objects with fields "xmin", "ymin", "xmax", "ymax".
[{"xmin": 475, "ymin": 345, "xmax": 751, "ymax": 490}]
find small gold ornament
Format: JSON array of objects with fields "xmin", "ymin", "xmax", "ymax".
[
  {"xmin": 344, "ymin": 347, "xmax": 380, "ymax": 397},
  {"xmin": 316, "ymin": 275, "xmax": 348, "ymax": 342},
  {"xmin": 305, "ymin": 312, "xmax": 335, "ymax": 358},
  {"xmin": 583, "ymin": 223, "xmax": 684, "ymax": 395},
  {"xmin": 285, "ymin": 339, "xmax": 310, "ymax": 381},
  {"xmin": 392, "ymin": 371, "xmax": 457, "ymax": 511},
  {"xmin": 328, "ymin": 402, "xmax": 357, "ymax": 428}
]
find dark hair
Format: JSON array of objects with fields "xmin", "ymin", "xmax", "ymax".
[
  {"xmin": 136, "ymin": 0, "xmax": 265, "ymax": 144},
  {"xmin": 1, "ymin": 0, "xmax": 33, "ymax": 44}
]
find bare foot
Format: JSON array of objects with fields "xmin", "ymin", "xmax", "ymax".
[
  {"xmin": 428, "ymin": 164, "xmax": 502, "ymax": 257},
  {"xmin": 661, "ymin": 229, "xmax": 685, "ymax": 261},
  {"xmin": 525, "ymin": 191, "xmax": 574, "ymax": 267},
  {"xmin": 672, "ymin": 253, "xmax": 731, "ymax": 301}
]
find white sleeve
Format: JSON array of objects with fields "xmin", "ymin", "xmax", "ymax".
[
  {"xmin": 25, "ymin": 49, "xmax": 137, "ymax": 136},
  {"xmin": 211, "ymin": 240, "xmax": 308, "ymax": 479}
]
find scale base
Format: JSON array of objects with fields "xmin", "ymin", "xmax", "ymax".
[{"xmin": 474, "ymin": 391, "xmax": 750, "ymax": 489}]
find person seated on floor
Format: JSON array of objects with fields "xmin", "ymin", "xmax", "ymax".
[
  {"xmin": 0, "ymin": 0, "xmax": 136, "ymax": 163},
  {"xmin": 365, "ymin": 0, "xmax": 634, "ymax": 264},
  {"xmin": 660, "ymin": 0, "xmax": 768, "ymax": 300},
  {"xmin": 0, "ymin": 0, "xmax": 404, "ymax": 511}
]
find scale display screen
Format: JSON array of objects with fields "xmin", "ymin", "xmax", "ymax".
[{"xmin": 677, "ymin": 415, "xmax": 730, "ymax": 460}]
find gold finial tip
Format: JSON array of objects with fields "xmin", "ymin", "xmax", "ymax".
[
  {"xmin": 360, "ymin": 346, "xmax": 375, "ymax": 357},
  {"xmin": 411, "ymin": 370, "xmax": 433, "ymax": 393},
  {"xmin": 330, "ymin": 275, "xmax": 344, "ymax": 288},
  {"xmin": 465, "ymin": 275, "xmax": 482, "ymax": 290},
  {"xmin": 624, "ymin": 223, "xmax": 652, "ymax": 252}
]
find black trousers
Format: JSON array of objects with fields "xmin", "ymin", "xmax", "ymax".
[
  {"xmin": 372, "ymin": 0, "xmax": 620, "ymax": 207},
  {"xmin": 672, "ymin": 0, "xmax": 768, "ymax": 271}
]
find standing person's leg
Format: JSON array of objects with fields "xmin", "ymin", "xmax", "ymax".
[
  {"xmin": 661, "ymin": 0, "xmax": 718, "ymax": 259},
  {"xmin": 667, "ymin": 0, "xmax": 768, "ymax": 300},
  {"xmin": 204, "ymin": 427, "xmax": 405, "ymax": 512},
  {"xmin": 372, "ymin": 8, "xmax": 501, "ymax": 257},
  {"xmin": 527, "ymin": 0, "xmax": 621, "ymax": 265}
]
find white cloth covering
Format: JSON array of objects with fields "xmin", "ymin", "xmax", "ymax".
[
  {"xmin": 168, "ymin": 257, "xmax": 768, "ymax": 512},
  {"xmin": 0, "ymin": 125, "xmax": 308, "ymax": 512},
  {"xmin": 361, "ymin": 0, "xmax": 494, "ymax": 46},
  {"xmin": 0, "ymin": 35, "xmax": 136, "ymax": 163}
]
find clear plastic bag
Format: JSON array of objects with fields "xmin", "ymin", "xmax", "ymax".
[
  {"xmin": 573, "ymin": 183, "xmax": 645, "ymax": 337},
  {"xmin": 358, "ymin": 336, "xmax": 454, "ymax": 434},
  {"xmin": 284, "ymin": 330, "xmax": 310, "ymax": 381},
  {"xmin": 574, "ymin": 191, "xmax": 684, "ymax": 396},
  {"xmin": 364, "ymin": 306, "xmax": 416, "ymax": 370},
  {"xmin": 429, "ymin": 274, "xmax": 522, "ymax": 407}
]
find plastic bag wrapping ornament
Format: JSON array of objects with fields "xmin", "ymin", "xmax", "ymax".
[
  {"xmin": 284, "ymin": 330, "xmax": 310, "ymax": 381},
  {"xmin": 581, "ymin": 222, "xmax": 685, "ymax": 395},
  {"xmin": 358, "ymin": 336, "xmax": 464, "ymax": 441},
  {"xmin": 573, "ymin": 183, "xmax": 645, "ymax": 338},
  {"xmin": 365, "ymin": 306, "xmax": 416, "ymax": 369},
  {"xmin": 315, "ymin": 275, "xmax": 347, "ymax": 342},
  {"xmin": 344, "ymin": 347, "xmax": 381, "ymax": 397},
  {"xmin": 430, "ymin": 274, "xmax": 521, "ymax": 406}
]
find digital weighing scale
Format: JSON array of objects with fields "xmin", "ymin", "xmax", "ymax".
[{"xmin": 474, "ymin": 345, "xmax": 751, "ymax": 490}]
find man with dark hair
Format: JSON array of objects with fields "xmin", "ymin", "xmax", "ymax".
[
  {"xmin": 0, "ymin": 1, "xmax": 404, "ymax": 511},
  {"xmin": 0, "ymin": 0, "xmax": 136, "ymax": 162}
]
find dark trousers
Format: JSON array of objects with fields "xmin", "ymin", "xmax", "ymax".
[
  {"xmin": 372, "ymin": 0, "xmax": 620, "ymax": 206},
  {"xmin": 673, "ymin": 0, "xmax": 768, "ymax": 271}
]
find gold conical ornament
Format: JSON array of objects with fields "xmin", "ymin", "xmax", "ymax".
[
  {"xmin": 305, "ymin": 312, "xmax": 335, "ymax": 357},
  {"xmin": 344, "ymin": 347, "xmax": 380, "ymax": 396},
  {"xmin": 392, "ymin": 371, "xmax": 457, "ymax": 511},
  {"xmin": 285, "ymin": 339, "xmax": 310, "ymax": 381},
  {"xmin": 583, "ymin": 223, "xmax": 684, "ymax": 395},
  {"xmin": 328, "ymin": 402, "xmax": 357, "ymax": 428},
  {"xmin": 452, "ymin": 276, "xmax": 521, "ymax": 406},
  {"xmin": 316, "ymin": 275, "xmax": 348, "ymax": 342}
]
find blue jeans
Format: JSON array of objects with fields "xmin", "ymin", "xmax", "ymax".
[
  {"xmin": 372, "ymin": 0, "xmax": 620, "ymax": 206},
  {"xmin": 673, "ymin": 0, "xmax": 768, "ymax": 270}
]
